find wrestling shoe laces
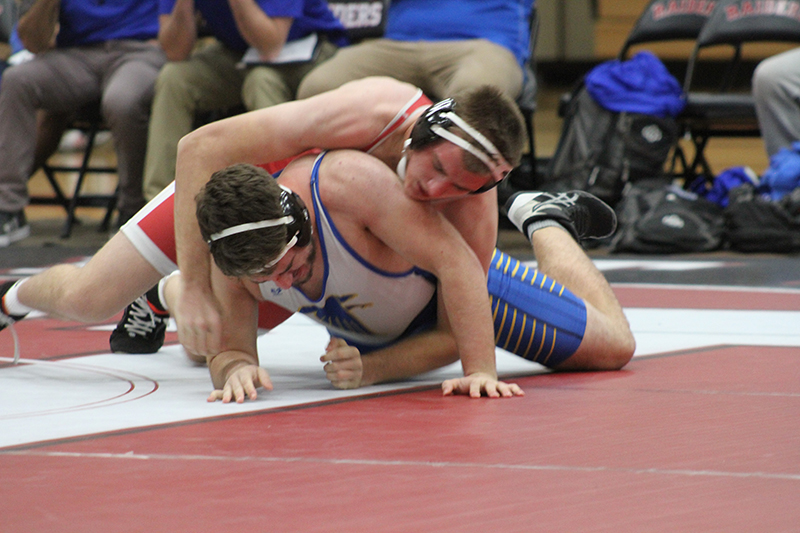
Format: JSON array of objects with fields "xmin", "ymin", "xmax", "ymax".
[
  {"xmin": 109, "ymin": 295, "xmax": 168, "ymax": 354},
  {"xmin": 504, "ymin": 190, "xmax": 617, "ymax": 242}
]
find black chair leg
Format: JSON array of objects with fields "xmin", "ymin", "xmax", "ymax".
[
  {"xmin": 689, "ymin": 133, "xmax": 715, "ymax": 185},
  {"xmin": 100, "ymin": 187, "xmax": 118, "ymax": 231},
  {"xmin": 60, "ymin": 127, "xmax": 98, "ymax": 238}
]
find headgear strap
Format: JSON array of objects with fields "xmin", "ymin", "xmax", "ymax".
[
  {"xmin": 206, "ymin": 185, "xmax": 311, "ymax": 269},
  {"xmin": 208, "ymin": 216, "xmax": 294, "ymax": 242},
  {"xmin": 431, "ymin": 112, "xmax": 513, "ymax": 184}
]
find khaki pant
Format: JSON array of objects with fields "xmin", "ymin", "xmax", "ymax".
[
  {"xmin": 143, "ymin": 39, "xmax": 338, "ymax": 200},
  {"xmin": 297, "ymin": 38, "xmax": 523, "ymax": 102}
]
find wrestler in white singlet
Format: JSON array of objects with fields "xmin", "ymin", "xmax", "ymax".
[{"xmin": 259, "ymin": 153, "xmax": 437, "ymax": 353}]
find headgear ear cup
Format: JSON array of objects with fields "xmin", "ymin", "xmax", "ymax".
[
  {"xmin": 396, "ymin": 154, "xmax": 408, "ymax": 180},
  {"xmin": 409, "ymin": 99, "xmax": 456, "ymax": 150},
  {"xmin": 284, "ymin": 189, "xmax": 312, "ymax": 247}
]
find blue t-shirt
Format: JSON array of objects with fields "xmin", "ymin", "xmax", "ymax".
[
  {"xmin": 158, "ymin": 0, "xmax": 347, "ymax": 52},
  {"xmin": 56, "ymin": 0, "xmax": 159, "ymax": 48},
  {"xmin": 385, "ymin": 0, "xmax": 534, "ymax": 68}
]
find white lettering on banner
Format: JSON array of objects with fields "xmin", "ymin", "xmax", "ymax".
[
  {"xmin": 651, "ymin": 0, "xmax": 716, "ymax": 20},
  {"xmin": 329, "ymin": 2, "xmax": 384, "ymax": 29},
  {"xmin": 725, "ymin": 0, "xmax": 800, "ymax": 21}
]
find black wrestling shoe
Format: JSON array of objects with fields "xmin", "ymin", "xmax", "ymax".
[
  {"xmin": 504, "ymin": 190, "xmax": 617, "ymax": 242},
  {"xmin": 109, "ymin": 292, "xmax": 169, "ymax": 354}
]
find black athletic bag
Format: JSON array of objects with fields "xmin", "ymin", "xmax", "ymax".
[
  {"xmin": 544, "ymin": 83, "xmax": 679, "ymax": 208},
  {"xmin": 609, "ymin": 182, "xmax": 725, "ymax": 254},
  {"xmin": 725, "ymin": 184, "xmax": 800, "ymax": 253},
  {"xmin": 543, "ymin": 53, "xmax": 683, "ymax": 207}
]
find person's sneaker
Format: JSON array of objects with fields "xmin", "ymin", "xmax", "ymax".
[
  {"xmin": 504, "ymin": 190, "xmax": 617, "ymax": 242},
  {"xmin": 109, "ymin": 293, "xmax": 169, "ymax": 354},
  {"xmin": 0, "ymin": 210, "xmax": 30, "ymax": 247}
]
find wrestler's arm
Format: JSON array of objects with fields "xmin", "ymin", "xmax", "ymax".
[
  {"xmin": 323, "ymin": 280, "xmax": 522, "ymax": 397},
  {"xmin": 321, "ymin": 151, "xmax": 514, "ymax": 397},
  {"xmin": 439, "ymin": 193, "xmax": 499, "ymax": 273},
  {"xmin": 362, "ymin": 307, "xmax": 458, "ymax": 386},
  {"xmin": 173, "ymin": 77, "xmax": 421, "ymax": 357},
  {"xmin": 322, "ymin": 292, "xmax": 458, "ymax": 389},
  {"xmin": 202, "ymin": 268, "xmax": 270, "ymax": 403}
]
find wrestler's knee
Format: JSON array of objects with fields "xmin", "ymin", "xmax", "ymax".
[
  {"xmin": 554, "ymin": 311, "xmax": 635, "ymax": 372},
  {"xmin": 598, "ymin": 324, "xmax": 635, "ymax": 370}
]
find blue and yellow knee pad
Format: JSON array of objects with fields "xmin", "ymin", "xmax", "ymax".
[{"xmin": 488, "ymin": 250, "xmax": 587, "ymax": 367}]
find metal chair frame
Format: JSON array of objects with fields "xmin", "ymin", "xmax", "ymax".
[{"xmin": 31, "ymin": 103, "xmax": 118, "ymax": 238}]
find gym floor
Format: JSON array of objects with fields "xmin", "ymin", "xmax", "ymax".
[{"xmin": 1, "ymin": 86, "xmax": 798, "ymax": 532}]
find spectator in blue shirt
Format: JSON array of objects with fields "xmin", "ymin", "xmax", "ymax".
[
  {"xmin": 0, "ymin": 0, "xmax": 166, "ymax": 246},
  {"xmin": 141, "ymin": 0, "xmax": 347, "ymax": 201},
  {"xmin": 297, "ymin": 0, "xmax": 534, "ymax": 102}
]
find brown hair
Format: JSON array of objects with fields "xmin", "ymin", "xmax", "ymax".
[
  {"xmin": 452, "ymin": 85, "xmax": 526, "ymax": 174},
  {"xmin": 196, "ymin": 163, "xmax": 290, "ymax": 277}
]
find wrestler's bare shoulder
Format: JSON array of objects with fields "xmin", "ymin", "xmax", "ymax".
[
  {"xmin": 327, "ymin": 78, "xmax": 424, "ymax": 126},
  {"xmin": 337, "ymin": 77, "xmax": 422, "ymax": 108}
]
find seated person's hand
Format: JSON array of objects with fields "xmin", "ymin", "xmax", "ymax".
[
  {"xmin": 441, "ymin": 372, "xmax": 524, "ymax": 398},
  {"xmin": 321, "ymin": 337, "xmax": 363, "ymax": 389},
  {"xmin": 207, "ymin": 363, "xmax": 273, "ymax": 403}
]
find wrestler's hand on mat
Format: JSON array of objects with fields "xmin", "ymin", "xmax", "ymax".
[
  {"xmin": 441, "ymin": 372, "xmax": 524, "ymax": 398},
  {"xmin": 175, "ymin": 283, "xmax": 223, "ymax": 358},
  {"xmin": 321, "ymin": 337, "xmax": 363, "ymax": 389},
  {"xmin": 207, "ymin": 364, "xmax": 273, "ymax": 403}
]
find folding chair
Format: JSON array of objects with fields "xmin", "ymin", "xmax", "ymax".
[
  {"xmin": 31, "ymin": 102, "xmax": 118, "ymax": 238},
  {"xmin": 617, "ymin": 0, "xmax": 713, "ymax": 180},
  {"xmin": 618, "ymin": 0, "xmax": 712, "ymax": 61},
  {"xmin": 552, "ymin": 0, "xmax": 711, "ymax": 182},
  {"xmin": 680, "ymin": 0, "xmax": 800, "ymax": 181},
  {"xmin": 557, "ymin": 0, "xmax": 711, "ymax": 112}
]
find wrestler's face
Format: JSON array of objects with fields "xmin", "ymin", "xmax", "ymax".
[
  {"xmin": 403, "ymin": 142, "xmax": 496, "ymax": 201},
  {"xmin": 249, "ymin": 241, "xmax": 316, "ymax": 289}
]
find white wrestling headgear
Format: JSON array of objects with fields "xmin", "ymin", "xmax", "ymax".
[
  {"xmin": 408, "ymin": 98, "xmax": 513, "ymax": 193},
  {"xmin": 207, "ymin": 185, "xmax": 312, "ymax": 268}
]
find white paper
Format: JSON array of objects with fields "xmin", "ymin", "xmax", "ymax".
[{"xmin": 240, "ymin": 33, "xmax": 319, "ymax": 66}]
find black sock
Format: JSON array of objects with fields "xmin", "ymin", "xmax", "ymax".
[{"xmin": 145, "ymin": 284, "xmax": 169, "ymax": 316}]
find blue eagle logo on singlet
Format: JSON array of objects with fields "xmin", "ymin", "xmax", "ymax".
[{"xmin": 299, "ymin": 294, "xmax": 374, "ymax": 335}]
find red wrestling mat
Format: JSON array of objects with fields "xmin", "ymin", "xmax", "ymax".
[
  {"xmin": 2, "ymin": 346, "xmax": 798, "ymax": 532},
  {"xmin": 614, "ymin": 283, "xmax": 800, "ymax": 310},
  {"xmin": 1, "ymin": 283, "xmax": 798, "ymax": 531}
]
